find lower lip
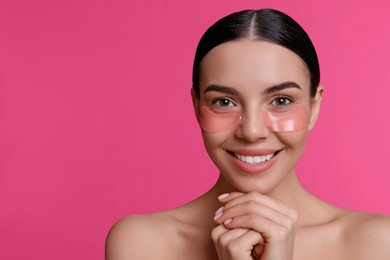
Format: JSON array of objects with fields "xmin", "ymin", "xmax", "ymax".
[{"xmin": 227, "ymin": 150, "xmax": 282, "ymax": 175}]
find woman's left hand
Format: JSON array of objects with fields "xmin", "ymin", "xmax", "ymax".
[{"xmin": 214, "ymin": 191, "xmax": 298, "ymax": 260}]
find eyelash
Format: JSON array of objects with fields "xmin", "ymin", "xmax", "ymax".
[
  {"xmin": 270, "ymin": 96, "xmax": 294, "ymax": 107},
  {"xmin": 208, "ymin": 95, "xmax": 294, "ymax": 112},
  {"xmin": 211, "ymin": 98, "xmax": 237, "ymax": 108}
]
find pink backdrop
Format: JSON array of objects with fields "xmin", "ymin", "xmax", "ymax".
[{"xmin": 1, "ymin": 0, "xmax": 390, "ymax": 259}]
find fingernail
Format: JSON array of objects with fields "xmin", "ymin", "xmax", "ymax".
[
  {"xmin": 215, "ymin": 206, "xmax": 223, "ymax": 216},
  {"xmin": 224, "ymin": 218, "xmax": 232, "ymax": 225},
  {"xmin": 218, "ymin": 193, "xmax": 229, "ymax": 200},
  {"xmin": 214, "ymin": 212, "xmax": 223, "ymax": 220}
]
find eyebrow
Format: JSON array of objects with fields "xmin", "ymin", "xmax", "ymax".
[
  {"xmin": 203, "ymin": 84, "xmax": 240, "ymax": 96},
  {"xmin": 203, "ymin": 81, "xmax": 302, "ymax": 97},
  {"xmin": 262, "ymin": 81, "xmax": 302, "ymax": 95}
]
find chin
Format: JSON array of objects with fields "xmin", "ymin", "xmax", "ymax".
[{"xmin": 216, "ymin": 158, "xmax": 298, "ymax": 194}]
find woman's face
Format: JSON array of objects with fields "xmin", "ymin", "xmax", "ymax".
[{"xmin": 192, "ymin": 40, "xmax": 323, "ymax": 193}]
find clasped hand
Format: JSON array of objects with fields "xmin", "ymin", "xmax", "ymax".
[{"xmin": 211, "ymin": 191, "xmax": 298, "ymax": 260}]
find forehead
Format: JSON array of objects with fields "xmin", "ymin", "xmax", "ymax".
[{"xmin": 199, "ymin": 40, "xmax": 310, "ymax": 93}]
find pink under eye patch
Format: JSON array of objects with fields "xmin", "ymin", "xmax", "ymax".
[
  {"xmin": 262, "ymin": 104, "xmax": 308, "ymax": 132},
  {"xmin": 199, "ymin": 106, "xmax": 241, "ymax": 133},
  {"xmin": 199, "ymin": 105, "xmax": 308, "ymax": 133}
]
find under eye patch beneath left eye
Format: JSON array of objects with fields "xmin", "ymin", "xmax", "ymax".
[
  {"xmin": 262, "ymin": 104, "xmax": 309, "ymax": 132},
  {"xmin": 199, "ymin": 106, "xmax": 241, "ymax": 133}
]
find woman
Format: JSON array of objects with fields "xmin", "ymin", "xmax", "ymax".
[{"xmin": 106, "ymin": 8, "xmax": 390, "ymax": 260}]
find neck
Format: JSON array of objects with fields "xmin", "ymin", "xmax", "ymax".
[{"xmin": 263, "ymin": 169, "xmax": 304, "ymax": 206}]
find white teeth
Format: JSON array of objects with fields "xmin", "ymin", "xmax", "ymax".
[
  {"xmin": 246, "ymin": 156, "xmax": 254, "ymax": 164},
  {"xmin": 253, "ymin": 156, "xmax": 261, "ymax": 164},
  {"xmin": 234, "ymin": 152, "xmax": 276, "ymax": 164}
]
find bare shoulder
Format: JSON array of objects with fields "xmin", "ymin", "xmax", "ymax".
[
  {"xmin": 341, "ymin": 211, "xmax": 390, "ymax": 259},
  {"xmin": 105, "ymin": 212, "xmax": 177, "ymax": 260}
]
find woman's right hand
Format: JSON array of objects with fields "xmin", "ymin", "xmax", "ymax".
[
  {"xmin": 211, "ymin": 191, "xmax": 297, "ymax": 260},
  {"xmin": 212, "ymin": 224, "xmax": 264, "ymax": 260}
]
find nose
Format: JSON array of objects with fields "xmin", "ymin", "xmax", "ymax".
[{"xmin": 235, "ymin": 109, "xmax": 270, "ymax": 142}]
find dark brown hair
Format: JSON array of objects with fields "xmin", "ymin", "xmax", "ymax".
[{"xmin": 192, "ymin": 8, "xmax": 320, "ymax": 98}]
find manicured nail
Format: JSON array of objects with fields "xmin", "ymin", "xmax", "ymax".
[
  {"xmin": 215, "ymin": 206, "xmax": 224, "ymax": 216},
  {"xmin": 218, "ymin": 193, "xmax": 229, "ymax": 200},
  {"xmin": 224, "ymin": 218, "xmax": 232, "ymax": 225},
  {"xmin": 214, "ymin": 212, "xmax": 223, "ymax": 220}
]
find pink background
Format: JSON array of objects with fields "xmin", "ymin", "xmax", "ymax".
[{"xmin": 1, "ymin": 0, "xmax": 390, "ymax": 259}]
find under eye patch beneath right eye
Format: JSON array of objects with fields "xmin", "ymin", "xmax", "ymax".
[{"xmin": 199, "ymin": 106, "xmax": 241, "ymax": 133}]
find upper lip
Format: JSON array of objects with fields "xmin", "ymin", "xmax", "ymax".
[{"xmin": 227, "ymin": 148, "xmax": 282, "ymax": 156}]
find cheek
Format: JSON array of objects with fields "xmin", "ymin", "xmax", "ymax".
[
  {"xmin": 201, "ymin": 131, "xmax": 230, "ymax": 149},
  {"xmin": 201, "ymin": 131, "xmax": 232, "ymax": 166},
  {"xmin": 199, "ymin": 106, "xmax": 240, "ymax": 133},
  {"xmin": 262, "ymin": 104, "xmax": 309, "ymax": 133},
  {"xmin": 276, "ymin": 131, "xmax": 308, "ymax": 150}
]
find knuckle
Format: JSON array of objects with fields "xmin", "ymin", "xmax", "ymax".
[
  {"xmin": 274, "ymin": 226, "xmax": 289, "ymax": 240},
  {"xmin": 247, "ymin": 214, "xmax": 257, "ymax": 226},
  {"xmin": 211, "ymin": 229, "xmax": 219, "ymax": 241},
  {"xmin": 211, "ymin": 225, "xmax": 225, "ymax": 242},
  {"xmin": 246, "ymin": 200, "xmax": 257, "ymax": 209},
  {"xmin": 226, "ymin": 241, "xmax": 241, "ymax": 255},
  {"xmin": 218, "ymin": 232, "xmax": 231, "ymax": 246},
  {"xmin": 283, "ymin": 217, "xmax": 295, "ymax": 230},
  {"xmin": 217, "ymin": 236, "xmax": 226, "ymax": 245}
]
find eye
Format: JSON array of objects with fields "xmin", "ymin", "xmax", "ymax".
[
  {"xmin": 211, "ymin": 98, "xmax": 236, "ymax": 107},
  {"xmin": 270, "ymin": 96, "xmax": 294, "ymax": 107}
]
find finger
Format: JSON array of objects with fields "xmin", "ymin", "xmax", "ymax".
[
  {"xmin": 223, "ymin": 214, "xmax": 293, "ymax": 242},
  {"xmin": 212, "ymin": 226, "xmax": 250, "ymax": 260},
  {"xmin": 215, "ymin": 192, "xmax": 245, "ymax": 217},
  {"xmin": 221, "ymin": 230, "xmax": 264, "ymax": 258},
  {"xmin": 221, "ymin": 191, "xmax": 298, "ymax": 220},
  {"xmin": 212, "ymin": 226, "xmax": 249, "ymax": 248},
  {"xmin": 214, "ymin": 228, "xmax": 264, "ymax": 259},
  {"xmin": 218, "ymin": 192, "xmax": 244, "ymax": 203},
  {"xmin": 215, "ymin": 200, "xmax": 296, "ymax": 230},
  {"xmin": 211, "ymin": 224, "xmax": 230, "ymax": 242},
  {"xmin": 218, "ymin": 228, "xmax": 250, "ymax": 246},
  {"xmin": 223, "ymin": 191, "xmax": 291, "ymax": 215}
]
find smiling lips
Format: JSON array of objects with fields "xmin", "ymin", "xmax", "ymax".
[
  {"xmin": 233, "ymin": 152, "xmax": 276, "ymax": 164},
  {"xmin": 227, "ymin": 149, "xmax": 281, "ymax": 174}
]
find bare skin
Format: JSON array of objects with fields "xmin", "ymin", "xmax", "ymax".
[
  {"xmin": 106, "ymin": 175, "xmax": 390, "ymax": 259},
  {"xmin": 105, "ymin": 40, "xmax": 390, "ymax": 259}
]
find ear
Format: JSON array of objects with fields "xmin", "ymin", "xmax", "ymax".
[
  {"xmin": 308, "ymin": 85, "xmax": 324, "ymax": 131},
  {"xmin": 191, "ymin": 88, "xmax": 200, "ymax": 123}
]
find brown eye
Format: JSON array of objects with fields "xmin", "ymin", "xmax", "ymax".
[
  {"xmin": 212, "ymin": 98, "xmax": 236, "ymax": 107},
  {"xmin": 271, "ymin": 96, "xmax": 293, "ymax": 107}
]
